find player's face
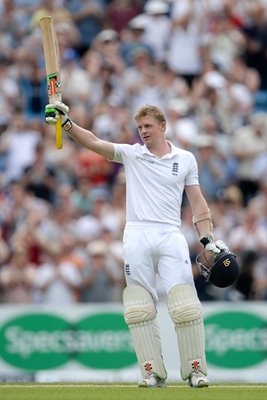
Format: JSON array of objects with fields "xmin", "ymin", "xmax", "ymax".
[{"xmin": 136, "ymin": 115, "xmax": 166, "ymax": 147}]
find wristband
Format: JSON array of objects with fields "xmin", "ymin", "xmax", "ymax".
[
  {"xmin": 200, "ymin": 234, "xmax": 214, "ymax": 247},
  {"xmin": 62, "ymin": 118, "xmax": 73, "ymax": 131}
]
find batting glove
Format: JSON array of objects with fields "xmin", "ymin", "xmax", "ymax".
[
  {"xmin": 45, "ymin": 101, "xmax": 73, "ymax": 131},
  {"xmin": 205, "ymin": 240, "xmax": 229, "ymax": 254}
]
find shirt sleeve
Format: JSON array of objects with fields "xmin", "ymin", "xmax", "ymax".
[
  {"xmin": 185, "ymin": 152, "xmax": 199, "ymax": 186},
  {"xmin": 112, "ymin": 143, "xmax": 136, "ymax": 164}
]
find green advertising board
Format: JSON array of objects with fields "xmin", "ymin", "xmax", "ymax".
[
  {"xmin": 205, "ymin": 311, "xmax": 267, "ymax": 368},
  {"xmin": 1, "ymin": 307, "xmax": 267, "ymax": 376},
  {"xmin": 0, "ymin": 312, "xmax": 137, "ymax": 371}
]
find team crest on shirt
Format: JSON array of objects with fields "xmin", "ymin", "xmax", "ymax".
[
  {"xmin": 172, "ymin": 162, "xmax": 179, "ymax": 176},
  {"xmin": 125, "ymin": 264, "xmax": 131, "ymax": 275}
]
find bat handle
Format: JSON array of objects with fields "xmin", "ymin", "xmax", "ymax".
[{"xmin": 56, "ymin": 115, "xmax": 63, "ymax": 149}]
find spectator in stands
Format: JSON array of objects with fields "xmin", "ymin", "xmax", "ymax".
[
  {"xmin": 212, "ymin": 184, "xmax": 245, "ymax": 240},
  {"xmin": 75, "ymin": 146, "xmax": 115, "ymax": 198},
  {"xmin": 106, "ymin": 0, "xmax": 140, "ymax": 33},
  {"xmin": 252, "ymin": 254, "xmax": 267, "ymax": 300},
  {"xmin": 141, "ymin": 0, "xmax": 171, "ymax": 62},
  {"xmin": 81, "ymin": 239, "xmax": 121, "ymax": 302},
  {"xmin": 122, "ymin": 47, "xmax": 155, "ymax": 112},
  {"xmin": 231, "ymin": 112, "xmax": 267, "ymax": 204},
  {"xmin": 120, "ymin": 14, "xmax": 154, "ymax": 66},
  {"xmin": 0, "ymin": 112, "xmax": 41, "ymax": 185},
  {"xmin": 166, "ymin": 97, "xmax": 197, "ymax": 152},
  {"xmin": 241, "ymin": 1, "xmax": 267, "ymax": 90},
  {"xmin": 228, "ymin": 200, "xmax": 267, "ymax": 256},
  {"xmin": 192, "ymin": 68, "xmax": 234, "ymax": 135},
  {"xmin": 63, "ymin": 0, "xmax": 105, "ymax": 56},
  {"xmin": 0, "ymin": 54, "xmax": 20, "ymax": 132},
  {"xmin": 21, "ymin": 143, "xmax": 57, "ymax": 204},
  {"xmin": 0, "ymin": 227, "xmax": 10, "ymax": 267},
  {"xmin": 0, "ymin": 180, "xmax": 49, "ymax": 253},
  {"xmin": 204, "ymin": 11, "xmax": 245, "ymax": 72},
  {"xmin": 31, "ymin": 0, "xmax": 74, "ymax": 31},
  {"xmin": 158, "ymin": 63, "xmax": 190, "ymax": 110},
  {"xmin": 167, "ymin": 0, "xmax": 202, "ymax": 87},
  {"xmin": 71, "ymin": 177, "xmax": 94, "ymax": 216},
  {"xmin": 19, "ymin": 57, "xmax": 47, "ymax": 121},
  {"xmin": 91, "ymin": 28, "xmax": 125, "ymax": 74},
  {"xmin": 33, "ymin": 232, "xmax": 83, "ymax": 304},
  {"xmin": 249, "ymin": 179, "xmax": 267, "ymax": 226},
  {"xmin": 99, "ymin": 227, "xmax": 125, "ymax": 300},
  {"xmin": 0, "ymin": 246, "xmax": 36, "ymax": 303},
  {"xmin": 128, "ymin": 64, "xmax": 166, "ymax": 113},
  {"xmin": 61, "ymin": 48, "xmax": 91, "ymax": 107},
  {"xmin": 196, "ymin": 134, "xmax": 229, "ymax": 201}
]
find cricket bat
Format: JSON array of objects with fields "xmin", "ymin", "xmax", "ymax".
[{"xmin": 39, "ymin": 16, "xmax": 62, "ymax": 149}]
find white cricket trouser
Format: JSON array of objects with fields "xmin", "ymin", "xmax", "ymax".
[{"xmin": 123, "ymin": 222, "xmax": 195, "ymax": 300}]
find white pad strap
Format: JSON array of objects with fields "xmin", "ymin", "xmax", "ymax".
[
  {"xmin": 123, "ymin": 285, "xmax": 167, "ymax": 380},
  {"xmin": 167, "ymin": 284, "xmax": 207, "ymax": 380}
]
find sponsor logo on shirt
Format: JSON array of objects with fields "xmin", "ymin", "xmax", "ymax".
[{"xmin": 136, "ymin": 155, "xmax": 155, "ymax": 164}]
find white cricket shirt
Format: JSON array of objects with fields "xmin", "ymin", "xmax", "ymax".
[{"xmin": 112, "ymin": 142, "xmax": 199, "ymax": 227}]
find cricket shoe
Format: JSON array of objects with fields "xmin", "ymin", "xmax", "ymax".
[
  {"xmin": 138, "ymin": 373, "xmax": 166, "ymax": 388},
  {"xmin": 188, "ymin": 370, "xmax": 209, "ymax": 388}
]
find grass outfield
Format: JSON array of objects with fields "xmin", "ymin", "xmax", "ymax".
[{"xmin": 0, "ymin": 383, "xmax": 267, "ymax": 400}]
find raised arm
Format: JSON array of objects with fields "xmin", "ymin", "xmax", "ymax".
[{"xmin": 45, "ymin": 101, "xmax": 115, "ymax": 160}]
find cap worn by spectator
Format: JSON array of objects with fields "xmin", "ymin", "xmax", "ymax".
[
  {"xmin": 174, "ymin": 119, "xmax": 198, "ymax": 146},
  {"xmin": 167, "ymin": 98, "xmax": 191, "ymax": 116},
  {"xmin": 144, "ymin": 0, "xmax": 169, "ymax": 15},
  {"xmin": 196, "ymin": 134, "xmax": 215, "ymax": 148},
  {"xmin": 230, "ymin": 84, "xmax": 252, "ymax": 108},
  {"xmin": 128, "ymin": 15, "xmax": 147, "ymax": 31},
  {"xmin": 87, "ymin": 240, "xmax": 108, "ymax": 257},
  {"xmin": 203, "ymin": 71, "xmax": 226, "ymax": 90},
  {"xmin": 62, "ymin": 49, "xmax": 79, "ymax": 62},
  {"xmin": 96, "ymin": 29, "xmax": 118, "ymax": 43},
  {"xmin": 131, "ymin": 47, "xmax": 152, "ymax": 60}
]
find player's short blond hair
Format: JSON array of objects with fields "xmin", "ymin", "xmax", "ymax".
[{"xmin": 134, "ymin": 105, "xmax": 166, "ymax": 124}]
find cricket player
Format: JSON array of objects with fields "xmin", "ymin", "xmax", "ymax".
[{"xmin": 45, "ymin": 102, "xmax": 229, "ymax": 388}]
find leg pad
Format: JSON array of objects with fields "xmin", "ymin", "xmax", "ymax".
[
  {"xmin": 167, "ymin": 284, "xmax": 207, "ymax": 380},
  {"xmin": 123, "ymin": 285, "xmax": 167, "ymax": 380}
]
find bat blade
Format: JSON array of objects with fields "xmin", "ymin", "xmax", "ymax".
[{"xmin": 39, "ymin": 16, "xmax": 63, "ymax": 149}]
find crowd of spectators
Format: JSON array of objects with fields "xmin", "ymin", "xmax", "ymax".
[{"xmin": 1, "ymin": 0, "xmax": 267, "ymax": 304}]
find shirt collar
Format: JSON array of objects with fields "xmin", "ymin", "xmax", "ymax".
[{"xmin": 142, "ymin": 141, "xmax": 180, "ymax": 159}]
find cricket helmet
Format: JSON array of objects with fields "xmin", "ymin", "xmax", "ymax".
[{"xmin": 196, "ymin": 249, "xmax": 240, "ymax": 288}]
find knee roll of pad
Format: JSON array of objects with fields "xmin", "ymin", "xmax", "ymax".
[
  {"xmin": 167, "ymin": 284, "xmax": 202, "ymax": 325},
  {"xmin": 123, "ymin": 285, "xmax": 156, "ymax": 325}
]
